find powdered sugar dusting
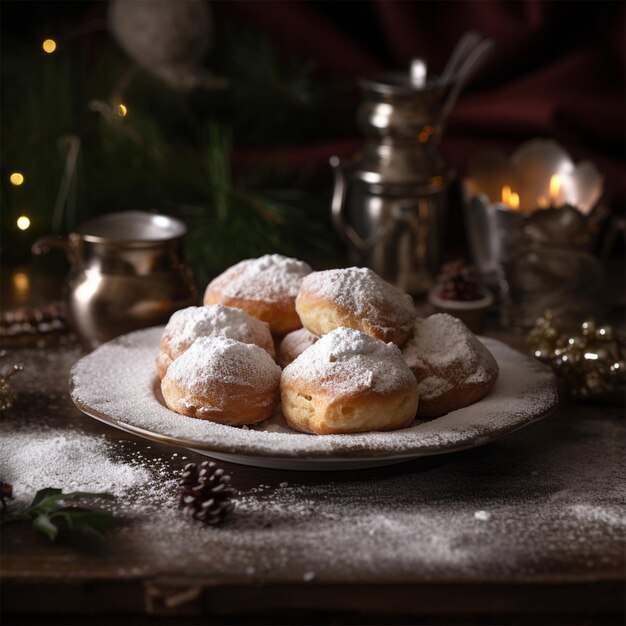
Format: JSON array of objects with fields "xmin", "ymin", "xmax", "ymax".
[
  {"xmin": 4, "ymin": 414, "xmax": 624, "ymax": 581},
  {"xmin": 403, "ymin": 314, "xmax": 499, "ymax": 401},
  {"xmin": 282, "ymin": 327, "xmax": 415, "ymax": 397},
  {"xmin": 0, "ymin": 429, "xmax": 154, "ymax": 500},
  {"xmin": 70, "ymin": 327, "xmax": 557, "ymax": 458},
  {"xmin": 299, "ymin": 267, "xmax": 415, "ymax": 338},
  {"xmin": 5, "ymin": 338, "xmax": 623, "ymax": 583},
  {"xmin": 165, "ymin": 336, "xmax": 281, "ymax": 409},
  {"xmin": 161, "ymin": 305, "xmax": 273, "ymax": 359},
  {"xmin": 208, "ymin": 254, "xmax": 312, "ymax": 302}
]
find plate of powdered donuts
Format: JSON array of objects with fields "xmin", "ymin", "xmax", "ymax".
[{"xmin": 71, "ymin": 254, "xmax": 558, "ymax": 470}]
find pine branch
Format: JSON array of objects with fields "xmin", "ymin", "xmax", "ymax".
[
  {"xmin": 1, "ymin": 20, "xmax": 346, "ymax": 270},
  {"xmin": 1, "ymin": 488, "xmax": 117, "ymax": 541}
]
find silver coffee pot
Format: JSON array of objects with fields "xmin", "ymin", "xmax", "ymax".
[{"xmin": 331, "ymin": 35, "xmax": 493, "ymax": 295}]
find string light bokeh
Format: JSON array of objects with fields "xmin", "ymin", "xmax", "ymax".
[
  {"xmin": 16, "ymin": 216, "xmax": 31, "ymax": 231},
  {"xmin": 42, "ymin": 38, "xmax": 57, "ymax": 53},
  {"xmin": 10, "ymin": 172, "xmax": 24, "ymax": 186}
]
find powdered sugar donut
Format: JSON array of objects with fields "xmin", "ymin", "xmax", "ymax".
[
  {"xmin": 402, "ymin": 314, "xmax": 499, "ymax": 418},
  {"xmin": 203, "ymin": 254, "xmax": 312, "ymax": 335},
  {"xmin": 277, "ymin": 327, "xmax": 319, "ymax": 368},
  {"xmin": 156, "ymin": 305, "xmax": 274, "ymax": 379},
  {"xmin": 162, "ymin": 336, "xmax": 281, "ymax": 425},
  {"xmin": 281, "ymin": 327, "xmax": 419, "ymax": 435},
  {"xmin": 296, "ymin": 267, "xmax": 415, "ymax": 346}
]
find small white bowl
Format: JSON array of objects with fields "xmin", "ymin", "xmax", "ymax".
[{"xmin": 427, "ymin": 288, "xmax": 494, "ymax": 333}]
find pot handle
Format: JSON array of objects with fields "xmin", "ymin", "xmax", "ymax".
[
  {"xmin": 330, "ymin": 156, "xmax": 369, "ymax": 252},
  {"xmin": 32, "ymin": 235, "xmax": 79, "ymax": 266}
]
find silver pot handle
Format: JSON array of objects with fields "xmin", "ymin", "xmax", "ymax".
[
  {"xmin": 330, "ymin": 156, "xmax": 369, "ymax": 252},
  {"xmin": 32, "ymin": 235, "xmax": 79, "ymax": 266}
]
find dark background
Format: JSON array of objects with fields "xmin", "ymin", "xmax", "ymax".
[
  {"xmin": 2, "ymin": 0, "xmax": 624, "ymax": 272},
  {"xmin": 222, "ymin": 0, "xmax": 626, "ymax": 204}
]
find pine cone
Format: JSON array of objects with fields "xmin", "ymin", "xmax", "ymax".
[
  {"xmin": 0, "ymin": 481, "xmax": 12, "ymax": 511},
  {"xmin": 437, "ymin": 259, "xmax": 482, "ymax": 302},
  {"xmin": 179, "ymin": 461, "xmax": 234, "ymax": 526}
]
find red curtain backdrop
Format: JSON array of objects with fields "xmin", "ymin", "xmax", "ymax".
[{"xmin": 215, "ymin": 0, "xmax": 625, "ymax": 211}]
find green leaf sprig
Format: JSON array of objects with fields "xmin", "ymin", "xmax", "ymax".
[{"xmin": 1, "ymin": 488, "xmax": 117, "ymax": 540}]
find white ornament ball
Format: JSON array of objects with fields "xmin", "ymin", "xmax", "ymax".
[{"xmin": 108, "ymin": 0, "xmax": 217, "ymax": 91}]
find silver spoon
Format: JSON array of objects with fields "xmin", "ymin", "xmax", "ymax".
[
  {"xmin": 440, "ymin": 31, "xmax": 482, "ymax": 84},
  {"xmin": 433, "ymin": 38, "xmax": 495, "ymax": 140}
]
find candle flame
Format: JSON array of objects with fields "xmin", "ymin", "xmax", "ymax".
[
  {"xmin": 502, "ymin": 185, "xmax": 511, "ymax": 204},
  {"xmin": 549, "ymin": 174, "xmax": 561, "ymax": 201},
  {"xmin": 501, "ymin": 185, "xmax": 520, "ymax": 210}
]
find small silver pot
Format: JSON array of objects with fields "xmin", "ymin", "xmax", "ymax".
[{"xmin": 33, "ymin": 211, "xmax": 197, "ymax": 349}]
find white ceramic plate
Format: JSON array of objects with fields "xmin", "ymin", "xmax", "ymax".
[{"xmin": 70, "ymin": 327, "xmax": 557, "ymax": 470}]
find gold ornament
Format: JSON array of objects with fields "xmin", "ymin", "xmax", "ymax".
[
  {"xmin": 528, "ymin": 312, "xmax": 625, "ymax": 403},
  {"xmin": 0, "ymin": 356, "xmax": 23, "ymax": 412},
  {"xmin": 596, "ymin": 326, "xmax": 614, "ymax": 341}
]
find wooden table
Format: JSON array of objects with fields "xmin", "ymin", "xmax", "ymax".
[{"xmin": 1, "ymin": 292, "xmax": 624, "ymax": 625}]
